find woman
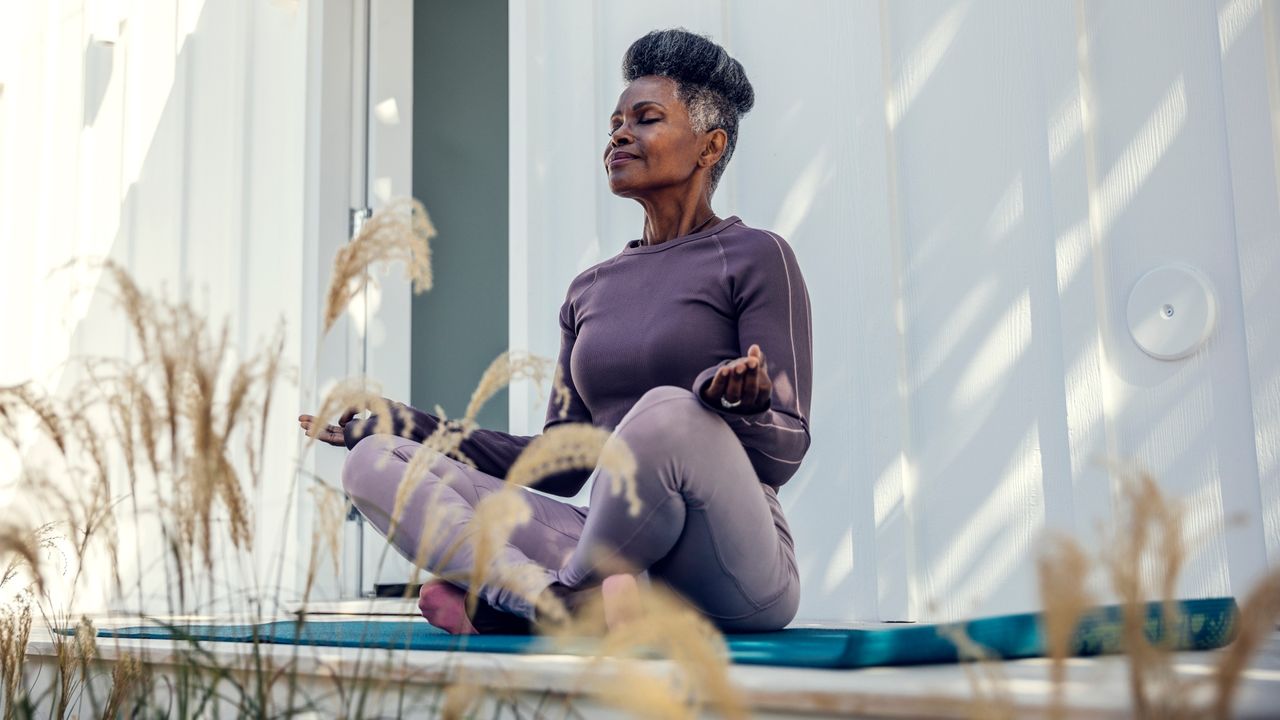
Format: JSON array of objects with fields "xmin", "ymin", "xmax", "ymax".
[{"xmin": 300, "ymin": 28, "xmax": 811, "ymax": 634}]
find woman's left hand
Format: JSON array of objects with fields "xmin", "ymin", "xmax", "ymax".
[{"xmin": 701, "ymin": 344, "xmax": 771, "ymax": 414}]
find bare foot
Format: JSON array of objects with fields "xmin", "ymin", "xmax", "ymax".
[
  {"xmin": 418, "ymin": 579, "xmax": 478, "ymax": 635},
  {"xmin": 601, "ymin": 574, "xmax": 641, "ymax": 631}
]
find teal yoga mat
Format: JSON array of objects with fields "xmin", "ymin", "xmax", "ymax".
[{"xmin": 75, "ymin": 597, "xmax": 1237, "ymax": 669}]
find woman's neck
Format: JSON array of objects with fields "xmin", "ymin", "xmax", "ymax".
[{"xmin": 638, "ymin": 193, "xmax": 716, "ymax": 246}]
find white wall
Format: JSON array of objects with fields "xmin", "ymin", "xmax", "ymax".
[
  {"xmin": 510, "ymin": 0, "xmax": 1280, "ymax": 622},
  {"xmin": 0, "ymin": 0, "xmax": 321, "ymax": 612}
]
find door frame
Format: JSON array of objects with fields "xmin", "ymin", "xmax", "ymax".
[{"xmin": 300, "ymin": 0, "xmax": 415, "ymax": 601}]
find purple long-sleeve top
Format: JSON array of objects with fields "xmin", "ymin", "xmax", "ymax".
[{"xmin": 345, "ymin": 215, "xmax": 813, "ymax": 494}]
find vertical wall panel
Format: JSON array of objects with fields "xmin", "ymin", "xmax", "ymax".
[
  {"xmin": 728, "ymin": 0, "xmax": 873, "ymax": 621},
  {"xmin": 0, "ymin": 0, "xmax": 312, "ymax": 613},
  {"xmin": 1080, "ymin": 0, "xmax": 1267, "ymax": 600},
  {"xmin": 884, "ymin": 0, "xmax": 1063, "ymax": 620},
  {"xmin": 1218, "ymin": 0, "xmax": 1280, "ymax": 571}
]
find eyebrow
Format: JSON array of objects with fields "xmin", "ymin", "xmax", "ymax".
[{"xmin": 611, "ymin": 101, "xmax": 666, "ymax": 118}]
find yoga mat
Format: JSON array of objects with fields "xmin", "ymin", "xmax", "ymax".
[{"xmin": 72, "ymin": 597, "xmax": 1237, "ymax": 670}]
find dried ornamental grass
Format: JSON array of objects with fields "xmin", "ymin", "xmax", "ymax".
[
  {"xmin": 1212, "ymin": 566, "xmax": 1280, "ymax": 718},
  {"xmin": 457, "ymin": 489, "xmax": 533, "ymax": 616},
  {"xmin": 101, "ymin": 654, "xmax": 144, "ymax": 719},
  {"xmin": 449, "ymin": 424, "xmax": 639, "ymax": 617},
  {"xmin": 506, "ymin": 424, "xmax": 640, "ymax": 515},
  {"xmin": 308, "ymin": 380, "xmax": 399, "ymax": 447},
  {"xmin": 464, "ymin": 351, "xmax": 556, "ymax": 423},
  {"xmin": 1036, "ymin": 534, "xmax": 1092, "ymax": 719},
  {"xmin": 936, "ymin": 622, "xmax": 1014, "ymax": 720},
  {"xmin": 304, "ymin": 482, "xmax": 349, "ymax": 597},
  {"xmin": 0, "ymin": 383, "xmax": 70, "ymax": 455},
  {"xmin": 0, "ymin": 523, "xmax": 56, "ymax": 595},
  {"xmin": 324, "ymin": 196, "xmax": 435, "ymax": 334},
  {"xmin": 1104, "ymin": 470, "xmax": 1187, "ymax": 718},
  {"xmin": 440, "ymin": 679, "xmax": 483, "ymax": 720},
  {"xmin": 1031, "ymin": 467, "xmax": 1280, "ymax": 720},
  {"xmin": 0, "ymin": 597, "xmax": 32, "ymax": 719},
  {"xmin": 547, "ymin": 583, "xmax": 746, "ymax": 720}
]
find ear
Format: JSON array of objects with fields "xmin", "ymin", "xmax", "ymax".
[{"xmin": 699, "ymin": 128, "xmax": 728, "ymax": 169}]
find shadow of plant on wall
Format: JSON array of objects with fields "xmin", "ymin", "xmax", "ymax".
[{"xmin": 0, "ymin": 197, "xmax": 1277, "ymax": 718}]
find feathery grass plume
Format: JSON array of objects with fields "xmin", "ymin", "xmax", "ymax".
[
  {"xmin": 65, "ymin": 410, "xmax": 124, "ymax": 593},
  {"xmin": 551, "ymin": 365, "xmax": 572, "ymax": 420},
  {"xmin": 0, "ymin": 523, "xmax": 57, "ymax": 595},
  {"xmin": 307, "ymin": 379, "xmax": 395, "ymax": 446},
  {"xmin": 401, "ymin": 350, "xmax": 558, "ymax": 481},
  {"xmin": 52, "ymin": 628, "xmax": 75, "ymax": 720},
  {"xmin": 596, "ymin": 671, "xmax": 700, "ymax": 720},
  {"xmin": 464, "ymin": 351, "xmax": 555, "ymax": 424},
  {"xmin": 936, "ymin": 622, "xmax": 1013, "ymax": 719},
  {"xmin": 549, "ymin": 582, "xmax": 746, "ymax": 719},
  {"xmin": 507, "ymin": 423, "xmax": 640, "ymax": 516},
  {"xmin": 418, "ymin": 407, "xmax": 477, "ymax": 467},
  {"xmin": 324, "ymin": 196, "xmax": 435, "ymax": 334},
  {"xmin": 0, "ymin": 596, "xmax": 32, "ymax": 719},
  {"xmin": 252, "ymin": 325, "xmax": 288, "ymax": 482},
  {"xmin": 101, "ymin": 654, "xmax": 144, "ymax": 719},
  {"xmin": 1036, "ymin": 534, "xmax": 1092, "ymax": 719},
  {"xmin": 440, "ymin": 678, "xmax": 483, "ymax": 720},
  {"xmin": 91, "ymin": 259, "xmax": 156, "ymax": 363},
  {"xmin": 1104, "ymin": 469, "xmax": 1187, "ymax": 718},
  {"xmin": 387, "ymin": 410, "xmax": 485, "ymax": 545},
  {"xmin": 74, "ymin": 615, "xmax": 98, "ymax": 659},
  {"xmin": 0, "ymin": 383, "xmax": 69, "ymax": 455},
  {"xmin": 457, "ymin": 488, "xmax": 533, "ymax": 616},
  {"xmin": 404, "ymin": 472, "xmax": 467, "ymax": 589},
  {"xmin": 1213, "ymin": 566, "xmax": 1280, "ymax": 718},
  {"xmin": 176, "ymin": 321, "xmax": 255, "ymax": 563},
  {"xmin": 389, "ymin": 448, "xmax": 465, "ymax": 548},
  {"xmin": 304, "ymin": 482, "xmax": 348, "ymax": 598},
  {"xmin": 426, "ymin": 422, "xmax": 639, "ymax": 619}
]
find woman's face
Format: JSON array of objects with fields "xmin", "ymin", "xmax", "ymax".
[{"xmin": 604, "ymin": 75, "xmax": 710, "ymax": 198}]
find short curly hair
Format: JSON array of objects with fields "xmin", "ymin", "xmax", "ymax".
[{"xmin": 621, "ymin": 28, "xmax": 755, "ymax": 196}]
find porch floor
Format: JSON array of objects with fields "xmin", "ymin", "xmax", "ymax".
[{"xmin": 22, "ymin": 600, "xmax": 1280, "ymax": 718}]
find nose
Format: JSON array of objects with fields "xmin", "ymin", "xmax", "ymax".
[{"xmin": 610, "ymin": 126, "xmax": 634, "ymax": 147}]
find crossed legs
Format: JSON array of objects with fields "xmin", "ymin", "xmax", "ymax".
[{"xmin": 341, "ymin": 386, "xmax": 799, "ymax": 631}]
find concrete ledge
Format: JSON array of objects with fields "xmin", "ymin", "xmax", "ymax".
[{"xmin": 20, "ymin": 622, "xmax": 1280, "ymax": 718}]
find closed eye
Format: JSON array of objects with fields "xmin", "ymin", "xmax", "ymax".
[{"xmin": 608, "ymin": 117, "xmax": 660, "ymax": 136}]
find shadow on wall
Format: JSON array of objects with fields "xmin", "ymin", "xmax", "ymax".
[
  {"xmin": 774, "ymin": 0, "xmax": 1271, "ymax": 623},
  {"xmin": 7, "ymin": 0, "xmax": 315, "ymax": 617}
]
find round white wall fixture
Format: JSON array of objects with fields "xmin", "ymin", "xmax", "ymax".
[{"xmin": 1126, "ymin": 265, "xmax": 1216, "ymax": 361}]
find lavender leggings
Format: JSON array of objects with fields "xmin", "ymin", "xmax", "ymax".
[{"xmin": 340, "ymin": 386, "xmax": 800, "ymax": 631}]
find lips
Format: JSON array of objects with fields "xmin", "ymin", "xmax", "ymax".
[{"xmin": 608, "ymin": 151, "xmax": 639, "ymax": 167}]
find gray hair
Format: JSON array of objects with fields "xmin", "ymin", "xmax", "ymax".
[{"xmin": 621, "ymin": 29, "xmax": 755, "ymax": 196}]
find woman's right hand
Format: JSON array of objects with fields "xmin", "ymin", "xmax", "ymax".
[{"xmin": 298, "ymin": 408, "xmax": 359, "ymax": 447}]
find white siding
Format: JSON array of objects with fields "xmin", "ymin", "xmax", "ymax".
[
  {"xmin": 511, "ymin": 0, "xmax": 1280, "ymax": 622},
  {"xmin": 0, "ymin": 0, "xmax": 316, "ymax": 611}
]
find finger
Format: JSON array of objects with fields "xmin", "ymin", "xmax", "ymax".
[
  {"xmin": 725, "ymin": 365, "xmax": 745, "ymax": 403},
  {"xmin": 339, "ymin": 407, "xmax": 359, "ymax": 425},
  {"xmin": 742, "ymin": 364, "xmax": 760, "ymax": 402},
  {"xmin": 755, "ymin": 370, "xmax": 772, "ymax": 406},
  {"xmin": 323, "ymin": 430, "xmax": 344, "ymax": 446},
  {"xmin": 748, "ymin": 344, "xmax": 761, "ymax": 360},
  {"xmin": 705, "ymin": 366, "xmax": 729, "ymax": 399},
  {"xmin": 754, "ymin": 376, "xmax": 771, "ymax": 407},
  {"xmin": 299, "ymin": 414, "xmax": 314, "ymax": 422}
]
